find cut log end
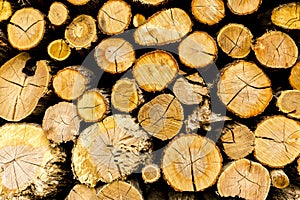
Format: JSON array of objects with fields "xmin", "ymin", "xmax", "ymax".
[
  {"xmin": 48, "ymin": 2, "xmax": 69, "ymax": 26},
  {"xmin": 134, "ymin": 0, "xmax": 166, "ymax": 6},
  {"xmin": 66, "ymin": 184, "xmax": 97, "ymax": 200},
  {"xmin": 289, "ymin": 61, "xmax": 300, "ymax": 91},
  {"xmin": 142, "ymin": 164, "xmax": 161, "ymax": 183},
  {"xmin": 47, "ymin": 39, "xmax": 71, "ymax": 61},
  {"xmin": 270, "ymin": 170, "xmax": 290, "ymax": 189},
  {"xmin": 67, "ymin": 0, "xmax": 90, "ymax": 6},
  {"xmin": 271, "ymin": 2, "xmax": 300, "ymax": 30},
  {"xmin": 277, "ymin": 90, "xmax": 300, "ymax": 119},
  {"xmin": 133, "ymin": 14, "xmax": 146, "ymax": 27},
  {"xmin": 227, "ymin": 0, "xmax": 261, "ymax": 15},
  {"xmin": 0, "ymin": 0, "xmax": 12, "ymax": 22}
]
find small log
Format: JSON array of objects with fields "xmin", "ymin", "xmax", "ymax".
[
  {"xmin": 254, "ymin": 116, "xmax": 300, "ymax": 168},
  {"xmin": 94, "ymin": 37, "xmax": 135, "ymax": 74},
  {"xmin": 67, "ymin": 0, "xmax": 90, "ymax": 6},
  {"xmin": 97, "ymin": 0, "xmax": 131, "ymax": 35},
  {"xmin": 134, "ymin": 8, "xmax": 192, "ymax": 46},
  {"xmin": 72, "ymin": 115, "xmax": 150, "ymax": 186},
  {"xmin": 217, "ymin": 23, "xmax": 253, "ymax": 58},
  {"xmin": 42, "ymin": 102, "xmax": 81, "ymax": 144},
  {"xmin": 48, "ymin": 2, "xmax": 69, "ymax": 26},
  {"xmin": 133, "ymin": 13, "xmax": 146, "ymax": 27},
  {"xmin": 270, "ymin": 169, "xmax": 290, "ymax": 189},
  {"xmin": 289, "ymin": 61, "xmax": 300, "ymax": 91},
  {"xmin": 97, "ymin": 180, "xmax": 143, "ymax": 200},
  {"xmin": 0, "ymin": 53, "xmax": 50, "ymax": 121},
  {"xmin": 269, "ymin": 184, "xmax": 300, "ymax": 200},
  {"xmin": 66, "ymin": 184, "xmax": 97, "ymax": 200},
  {"xmin": 7, "ymin": 7, "xmax": 45, "ymax": 50},
  {"xmin": 65, "ymin": 14, "xmax": 97, "ymax": 50},
  {"xmin": 252, "ymin": 31, "xmax": 298, "ymax": 69},
  {"xmin": 227, "ymin": 0, "xmax": 261, "ymax": 15},
  {"xmin": 191, "ymin": 0, "xmax": 225, "ymax": 25},
  {"xmin": 217, "ymin": 159, "xmax": 270, "ymax": 200},
  {"xmin": 133, "ymin": 50, "xmax": 178, "ymax": 92},
  {"xmin": 271, "ymin": 2, "xmax": 300, "ymax": 30},
  {"xmin": 138, "ymin": 94, "xmax": 183, "ymax": 140},
  {"xmin": 277, "ymin": 90, "xmax": 300, "ymax": 119},
  {"xmin": 0, "ymin": 0, "xmax": 12, "ymax": 22},
  {"xmin": 162, "ymin": 134, "xmax": 222, "ymax": 191},
  {"xmin": 77, "ymin": 89, "xmax": 108, "ymax": 122},
  {"xmin": 47, "ymin": 39, "xmax": 71, "ymax": 61},
  {"xmin": 142, "ymin": 164, "xmax": 161, "ymax": 183},
  {"xmin": 217, "ymin": 60, "xmax": 272, "ymax": 118},
  {"xmin": 178, "ymin": 31, "xmax": 217, "ymax": 68},
  {"xmin": 133, "ymin": 0, "xmax": 166, "ymax": 6},
  {"xmin": 111, "ymin": 78, "xmax": 143, "ymax": 113},
  {"xmin": 220, "ymin": 122, "xmax": 255, "ymax": 160}
]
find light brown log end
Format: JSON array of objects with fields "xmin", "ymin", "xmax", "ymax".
[
  {"xmin": 142, "ymin": 164, "xmax": 161, "ymax": 183},
  {"xmin": 67, "ymin": 0, "xmax": 90, "ymax": 6},
  {"xmin": 270, "ymin": 169, "xmax": 290, "ymax": 189},
  {"xmin": 277, "ymin": 90, "xmax": 300, "ymax": 119},
  {"xmin": 0, "ymin": 0, "xmax": 12, "ymax": 22},
  {"xmin": 289, "ymin": 61, "xmax": 300, "ymax": 91},
  {"xmin": 227, "ymin": 0, "xmax": 261, "ymax": 15},
  {"xmin": 48, "ymin": 2, "xmax": 68, "ymax": 26},
  {"xmin": 271, "ymin": 2, "xmax": 300, "ymax": 30},
  {"xmin": 66, "ymin": 184, "xmax": 97, "ymax": 200}
]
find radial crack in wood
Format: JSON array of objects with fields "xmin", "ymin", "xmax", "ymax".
[
  {"xmin": 271, "ymin": 2, "xmax": 300, "ymax": 30},
  {"xmin": 48, "ymin": 2, "xmax": 68, "ymax": 26},
  {"xmin": 227, "ymin": 0, "xmax": 261, "ymax": 15},
  {"xmin": 277, "ymin": 90, "xmax": 300, "ymax": 119},
  {"xmin": 47, "ymin": 39, "xmax": 71, "ymax": 61},
  {"xmin": 66, "ymin": 184, "xmax": 97, "ymax": 200},
  {"xmin": 289, "ymin": 61, "xmax": 300, "ymax": 91}
]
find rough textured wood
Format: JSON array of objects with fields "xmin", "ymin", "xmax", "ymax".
[
  {"xmin": 94, "ymin": 37, "xmax": 135, "ymax": 74},
  {"xmin": 0, "ymin": 0, "xmax": 12, "ymax": 22},
  {"xmin": 227, "ymin": 0, "xmax": 261, "ymax": 15},
  {"xmin": 134, "ymin": 0, "xmax": 166, "ymax": 6},
  {"xmin": 133, "ymin": 50, "xmax": 178, "ymax": 92},
  {"xmin": 270, "ymin": 184, "xmax": 300, "ymax": 200},
  {"xmin": 178, "ymin": 31, "xmax": 217, "ymax": 68},
  {"xmin": 217, "ymin": 23, "xmax": 253, "ymax": 58},
  {"xmin": 134, "ymin": 8, "xmax": 192, "ymax": 46},
  {"xmin": 217, "ymin": 60, "xmax": 272, "ymax": 118},
  {"xmin": 217, "ymin": 159, "xmax": 270, "ymax": 200},
  {"xmin": 48, "ymin": 2, "xmax": 68, "ymax": 26},
  {"xmin": 289, "ymin": 61, "xmax": 300, "ymax": 91},
  {"xmin": 0, "ymin": 53, "xmax": 50, "ymax": 121},
  {"xmin": 254, "ymin": 116, "xmax": 300, "ymax": 168},
  {"xmin": 7, "ymin": 7, "xmax": 45, "ymax": 50},
  {"xmin": 97, "ymin": 0, "xmax": 131, "ymax": 35},
  {"xmin": 133, "ymin": 14, "xmax": 146, "ymax": 27},
  {"xmin": 67, "ymin": 0, "xmax": 90, "ymax": 6},
  {"xmin": 277, "ymin": 90, "xmax": 300, "ymax": 119},
  {"xmin": 47, "ymin": 39, "xmax": 71, "ymax": 61},
  {"xmin": 271, "ymin": 3, "xmax": 300, "ymax": 30},
  {"xmin": 252, "ymin": 31, "xmax": 298, "ymax": 69},
  {"xmin": 191, "ymin": 0, "xmax": 225, "ymax": 25},
  {"xmin": 162, "ymin": 134, "xmax": 222, "ymax": 191},
  {"xmin": 138, "ymin": 94, "xmax": 183, "ymax": 140},
  {"xmin": 142, "ymin": 164, "xmax": 161, "ymax": 183},
  {"xmin": 270, "ymin": 169, "xmax": 290, "ymax": 189},
  {"xmin": 66, "ymin": 184, "xmax": 97, "ymax": 200}
]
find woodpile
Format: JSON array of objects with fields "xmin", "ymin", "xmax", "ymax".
[{"xmin": 0, "ymin": 0, "xmax": 299, "ymax": 199}]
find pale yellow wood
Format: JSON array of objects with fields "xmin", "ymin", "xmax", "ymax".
[
  {"xmin": 277, "ymin": 90, "xmax": 300, "ymax": 119},
  {"xmin": 67, "ymin": 0, "xmax": 90, "ymax": 5},
  {"xmin": 0, "ymin": 0, "xmax": 12, "ymax": 22},
  {"xmin": 133, "ymin": 0, "xmax": 166, "ymax": 6},
  {"xmin": 289, "ymin": 61, "xmax": 300, "ymax": 91},
  {"xmin": 48, "ymin": 2, "xmax": 68, "ymax": 26},
  {"xmin": 270, "ymin": 170, "xmax": 290, "ymax": 189},
  {"xmin": 142, "ymin": 164, "xmax": 161, "ymax": 183},
  {"xmin": 271, "ymin": 2, "xmax": 300, "ymax": 30},
  {"xmin": 133, "ymin": 14, "xmax": 146, "ymax": 27},
  {"xmin": 227, "ymin": 0, "xmax": 261, "ymax": 15},
  {"xmin": 66, "ymin": 184, "xmax": 97, "ymax": 200},
  {"xmin": 47, "ymin": 39, "xmax": 71, "ymax": 61}
]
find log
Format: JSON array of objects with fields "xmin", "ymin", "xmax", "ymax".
[
  {"xmin": 191, "ymin": 0, "xmax": 225, "ymax": 25},
  {"xmin": 276, "ymin": 90, "xmax": 300, "ymax": 119},
  {"xmin": 94, "ymin": 37, "xmax": 135, "ymax": 74},
  {"xmin": 254, "ymin": 116, "xmax": 300, "ymax": 168},
  {"xmin": 133, "ymin": 50, "xmax": 178, "ymax": 92},
  {"xmin": 47, "ymin": 39, "xmax": 71, "ymax": 61},
  {"xmin": 271, "ymin": 2, "xmax": 300, "ymax": 30},
  {"xmin": 141, "ymin": 164, "xmax": 161, "ymax": 183},
  {"xmin": 0, "ymin": 0, "xmax": 12, "ymax": 22},
  {"xmin": 270, "ymin": 169, "xmax": 290, "ymax": 189},
  {"xmin": 298, "ymin": 158, "xmax": 300, "ymax": 175},
  {"xmin": 178, "ymin": 31, "xmax": 217, "ymax": 68},
  {"xmin": 162, "ymin": 134, "xmax": 222, "ymax": 191},
  {"xmin": 133, "ymin": 0, "xmax": 166, "ymax": 6},
  {"xmin": 72, "ymin": 115, "xmax": 150, "ymax": 186},
  {"xmin": 65, "ymin": 14, "xmax": 97, "ymax": 50},
  {"xmin": 66, "ymin": 184, "xmax": 97, "ymax": 200},
  {"xmin": 133, "ymin": 13, "xmax": 146, "ymax": 27},
  {"xmin": 138, "ymin": 94, "xmax": 183, "ymax": 140},
  {"xmin": 252, "ymin": 31, "xmax": 298, "ymax": 69},
  {"xmin": 217, "ymin": 23, "xmax": 253, "ymax": 58},
  {"xmin": 0, "ymin": 53, "xmax": 50, "ymax": 121},
  {"xmin": 7, "ymin": 7, "xmax": 45, "ymax": 50},
  {"xmin": 220, "ymin": 122, "xmax": 255, "ymax": 160},
  {"xmin": 217, "ymin": 60, "xmax": 272, "ymax": 118},
  {"xmin": 134, "ymin": 8, "xmax": 192, "ymax": 46},
  {"xmin": 67, "ymin": 0, "xmax": 90, "ymax": 6},
  {"xmin": 269, "ymin": 184, "xmax": 300, "ymax": 200},
  {"xmin": 289, "ymin": 61, "xmax": 300, "ymax": 91},
  {"xmin": 227, "ymin": 0, "xmax": 261, "ymax": 15},
  {"xmin": 217, "ymin": 159, "xmax": 270, "ymax": 200},
  {"xmin": 48, "ymin": 2, "xmax": 69, "ymax": 26},
  {"xmin": 97, "ymin": 0, "xmax": 131, "ymax": 35}
]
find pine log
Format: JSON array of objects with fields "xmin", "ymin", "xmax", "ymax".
[
  {"xmin": 276, "ymin": 90, "xmax": 300, "ymax": 119},
  {"xmin": 0, "ymin": 0, "xmax": 12, "ymax": 22},
  {"xmin": 0, "ymin": 53, "xmax": 50, "ymax": 121},
  {"xmin": 220, "ymin": 122, "xmax": 255, "ymax": 160},
  {"xmin": 254, "ymin": 116, "xmax": 300, "ymax": 168},
  {"xmin": 94, "ymin": 37, "xmax": 135, "ymax": 74},
  {"xmin": 97, "ymin": 0, "xmax": 131, "ymax": 35},
  {"xmin": 65, "ymin": 14, "xmax": 97, "ymax": 50},
  {"xmin": 217, "ymin": 159, "xmax": 270, "ymax": 200},
  {"xmin": 133, "ymin": 0, "xmax": 166, "ymax": 6},
  {"xmin": 141, "ymin": 164, "xmax": 161, "ymax": 183},
  {"xmin": 66, "ymin": 184, "xmax": 97, "ymax": 200},
  {"xmin": 133, "ymin": 50, "xmax": 178, "ymax": 92},
  {"xmin": 133, "ymin": 14, "xmax": 146, "ymax": 27},
  {"xmin": 271, "ymin": 3, "xmax": 300, "ymax": 30},
  {"xmin": 162, "ymin": 134, "xmax": 222, "ymax": 191},
  {"xmin": 227, "ymin": 0, "xmax": 261, "ymax": 15},
  {"xmin": 270, "ymin": 169, "xmax": 290, "ymax": 189},
  {"xmin": 252, "ymin": 31, "xmax": 298, "ymax": 69},
  {"xmin": 48, "ymin": 2, "xmax": 69, "ymax": 26},
  {"xmin": 191, "ymin": 0, "xmax": 225, "ymax": 25},
  {"xmin": 217, "ymin": 23, "xmax": 253, "ymax": 58},
  {"xmin": 178, "ymin": 31, "xmax": 217, "ymax": 68},
  {"xmin": 47, "ymin": 39, "xmax": 71, "ymax": 61},
  {"xmin": 138, "ymin": 94, "xmax": 183, "ymax": 140},
  {"xmin": 289, "ymin": 61, "xmax": 300, "ymax": 91},
  {"xmin": 67, "ymin": 0, "xmax": 90, "ymax": 6},
  {"xmin": 7, "ymin": 7, "xmax": 45, "ymax": 50},
  {"xmin": 134, "ymin": 8, "xmax": 192, "ymax": 46},
  {"xmin": 217, "ymin": 60, "xmax": 272, "ymax": 118},
  {"xmin": 72, "ymin": 115, "xmax": 150, "ymax": 186}
]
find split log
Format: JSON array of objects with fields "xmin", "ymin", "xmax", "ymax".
[
  {"xmin": 252, "ymin": 31, "xmax": 298, "ymax": 69},
  {"xmin": 65, "ymin": 14, "xmax": 97, "ymax": 50},
  {"xmin": 133, "ymin": 14, "xmax": 146, "ymax": 27},
  {"xmin": 217, "ymin": 60, "xmax": 272, "ymax": 118},
  {"xmin": 47, "ymin": 39, "xmax": 71, "ymax": 61},
  {"xmin": 217, "ymin": 159, "xmax": 270, "ymax": 200},
  {"xmin": 133, "ymin": 50, "xmax": 178, "ymax": 92},
  {"xmin": 72, "ymin": 115, "xmax": 150, "ymax": 186},
  {"xmin": 277, "ymin": 90, "xmax": 300, "ymax": 119},
  {"xmin": 133, "ymin": 0, "xmax": 166, "ymax": 6},
  {"xmin": 66, "ymin": 184, "xmax": 97, "ymax": 200},
  {"xmin": 0, "ymin": 0, "xmax": 12, "ymax": 22},
  {"xmin": 220, "ymin": 122, "xmax": 255, "ymax": 160},
  {"xmin": 0, "ymin": 53, "xmax": 50, "ymax": 121},
  {"xmin": 94, "ymin": 37, "xmax": 135, "ymax": 74},
  {"xmin": 7, "ymin": 7, "xmax": 45, "ymax": 50},
  {"xmin": 162, "ymin": 134, "xmax": 222, "ymax": 191},
  {"xmin": 289, "ymin": 61, "xmax": 300, "ymax": 91},
  {"xmin": 178, "ymin": 31, "xmax": 217, "ymax": 68},
  {"xmin": 217, "ymin": 23, "xmax": 253, "ymax": 58},
  {"xmin": 141, "ymin": 164, "xmax": 160, "ymax": 183},
  {"xmin": 97, "ymin": 0, "xmax": 131, "ymax": 35},
  {"xmin": 270, "ymin": 169, "xmax": 290, "ymax": 189},
  {"xmin": 67, "ymin": 0, "xmax": 90, "ymax": 6},
  {"xmin": 191, "ymin": 0, "xmax": 225, "ymax": 25},
  {"xmin": 227, "ymin": 0, "xmax": 261, "ymax": 15},
  {"xmin": 134, "ymin": 8, "xmax": 192, "ymax": 46},
  {"xmin": 138, "ymin": 94, "xmax": 183, "ymax": 140},
  {"xmin": 254, "ymin": 116, "xmax": 300, "ymax": 168},
  {"xmin": 48, "ymin": 2, "xmax": 69, "ymax": 26},
  {"xmin": 42, "ymin": 102, "xmax": 81, "ymax": 144},
  {"xmin": 271, "ymin": 2, "xmax": 300, "ymax": 30}
]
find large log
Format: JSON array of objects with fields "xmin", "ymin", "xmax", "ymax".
[{"xmin": 271, "ymin": 2, "xmax": 300, "ymax": 30}]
